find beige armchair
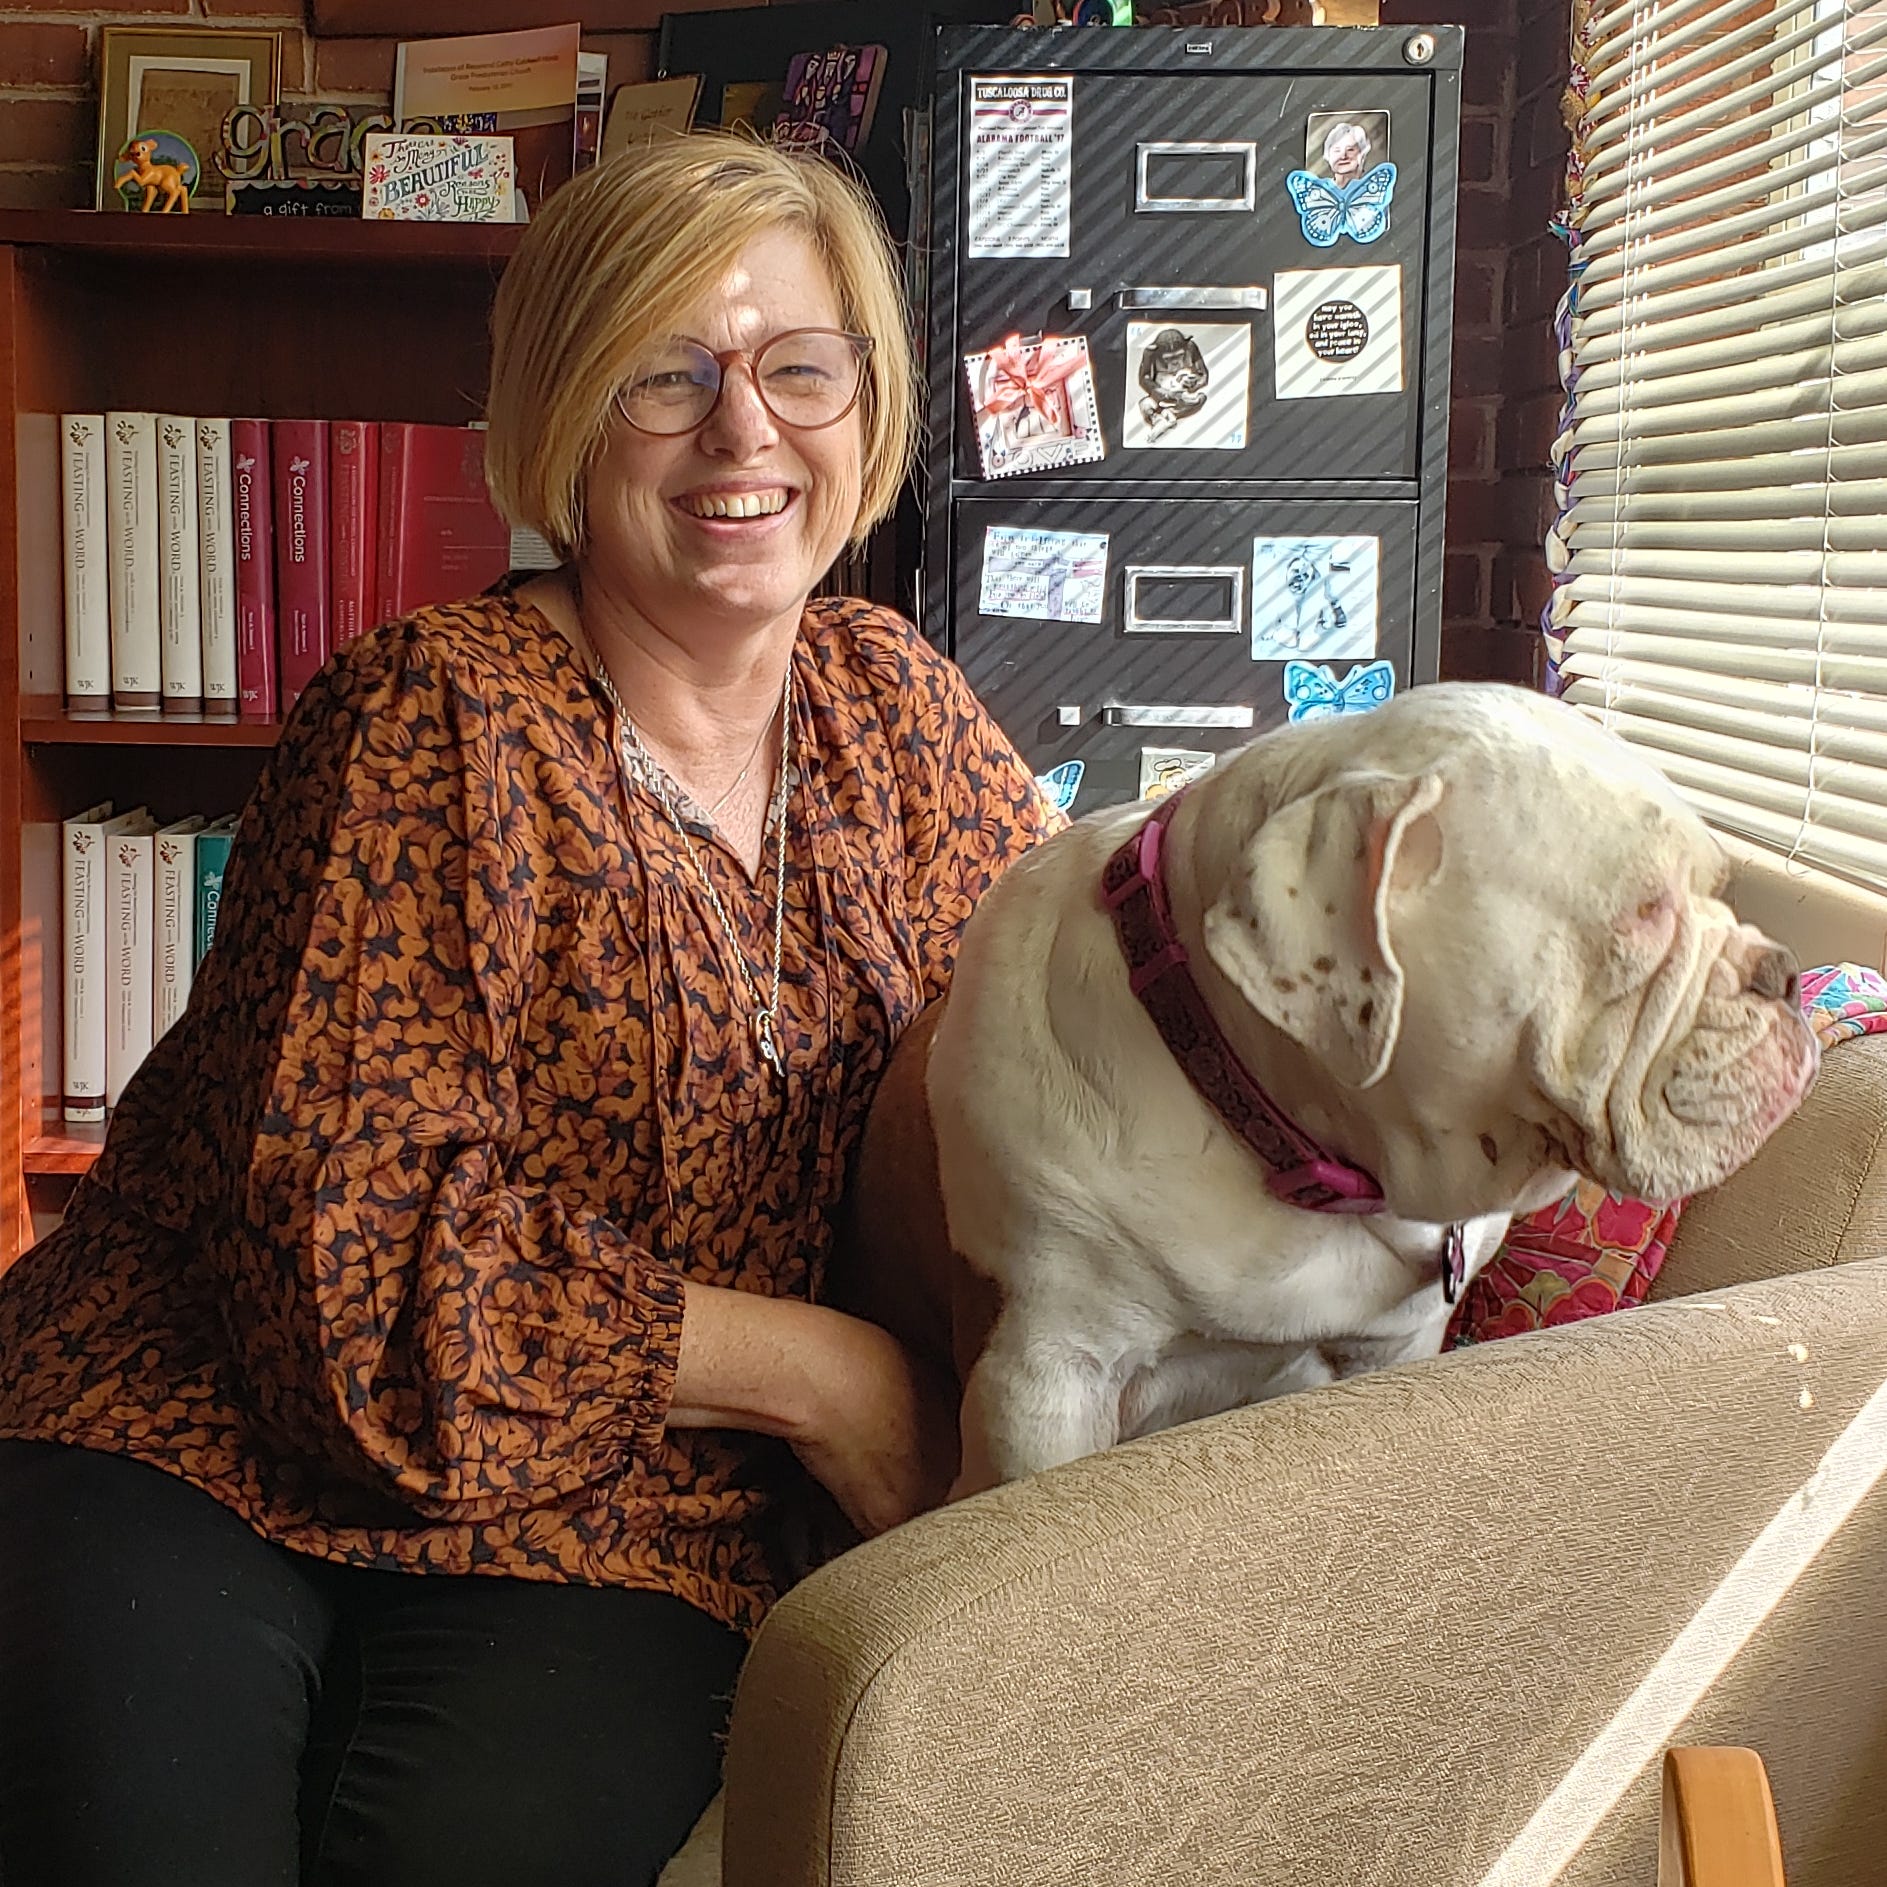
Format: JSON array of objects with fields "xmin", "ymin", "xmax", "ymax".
[{"xmin": 718, "ymin": 1033, "xmax": 1887, "ymax": 1886}]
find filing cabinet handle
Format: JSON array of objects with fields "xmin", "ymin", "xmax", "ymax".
[
  {"xmin": 1123, "ymin": 564, "xmax": 1245, "ymax": 636},
  {"xmin": 1102, "ymin": 705, "xmax": 1254, "ymax": 729},
  {"xmin": 1118, "ymin": 286, "xmax": 1268, "ymax": 312},
  {"xmin": 1134, "ymin": 141, "xmax": 1257, "ymax": 213}
]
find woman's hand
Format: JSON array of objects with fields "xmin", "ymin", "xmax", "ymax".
[
  {"xmin": 786, "ymin": 1310, "xmax": 961, "ymax": 1539},
  {"xmin": 665, "ymin": 1286, "xmax": 960, "ymax": 1538}
]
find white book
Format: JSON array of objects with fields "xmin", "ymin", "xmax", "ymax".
[
  {"xmin": 59, "ymin": 414, "xmax": 111, "ymax": 710},
  {"xmin": 154, "ymin": 815, "xmax": 206, "ymax": 1041},
  {"xmin": 195, "ymin": 418, "xmax": 239, "ymax": 715},
  {"xmin": 509, "ymin": 524, "xmax": 559, "ymax": 571},
  {"xmin": 62, "ymin": 800, "xmax": 146, "ymax": 1123},
  {"xmin": 104, "ymin": 811, "xmax": 158, "ymax": 1111},
  {"xmin": 104, "ymin": 411, "xmax": 161, "ymax": 713},
  {"xmin": 156, "ymin": 414, "xmax": 202, "ymax": 713}
]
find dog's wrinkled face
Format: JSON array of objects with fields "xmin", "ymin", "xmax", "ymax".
[
  {"xmin": 1513, "ymin": 801, "xmax": 1815, "ymax": 1207},
  {"xmin": 1195, "ymin": 684, "xmax": 1818, "ymax": 1219}
]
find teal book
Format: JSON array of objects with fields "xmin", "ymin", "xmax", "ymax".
[{"xmin": 194, "ymin": 812, "xmax": 239, "ymax": 967}]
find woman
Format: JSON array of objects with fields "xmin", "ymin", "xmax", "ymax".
[
  {"xmin": 1322, "ymin": 119, "xmax": 1372, "ymax": 185},
  {"xmin": 0, "ymin": 134, "xmax": 1057, "ymax": 1885}
]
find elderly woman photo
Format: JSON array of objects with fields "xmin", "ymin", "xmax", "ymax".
[{"xmin": 0, "ymin": 133, "xmax": 1057, "ymax": 1886}]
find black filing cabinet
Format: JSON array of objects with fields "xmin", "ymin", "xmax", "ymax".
[{"xmin": 920, "ymin": 24, "xmax": 1462, "ymax": 808}]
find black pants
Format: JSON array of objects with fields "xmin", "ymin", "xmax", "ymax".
[{"xmin": 0, "ymin": 1440, "xmax": 747, "ymax": 1887}]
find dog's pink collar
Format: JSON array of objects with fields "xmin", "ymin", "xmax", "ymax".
[
  {"xmin": 1100, "ymin": 793, "xmax": 1468, "ymax": 1301},
  {"xmin": 1102, "ymin": 793, "xmax": 1385, "ymax": 1214}
]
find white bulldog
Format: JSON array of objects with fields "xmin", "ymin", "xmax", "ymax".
[{"xmin": 925, "ymin": 682, "xmax": 1820, "ymax": 1493}]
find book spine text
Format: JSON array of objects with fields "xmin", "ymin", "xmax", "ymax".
[
  {"xmin": 230, "ymin": 418, "xmax": 277, "ymax": 721},
  {"xmin": 156, "ymin": 415, "xmax": 204, "ymax": 714},
  {"xmin": 60, "ymin": 415, "xmax": 111, "ymax": 709},
  {"xmin": 196, "ymin": 419, "xmax": 239, "ymax": 715},
  {"xmin": 104, "ymin": 411, "xmax": 161, "ymax": 713}
]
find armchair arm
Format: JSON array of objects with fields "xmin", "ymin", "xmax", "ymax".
[{"xmin": 725, "ymin": 1258, "xmax": 1887, "ymax": 1887}]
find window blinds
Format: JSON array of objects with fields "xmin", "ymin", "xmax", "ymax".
[{"xmin": 1550, "ymin": 0, "xmax": 1887, "ymax": 895}]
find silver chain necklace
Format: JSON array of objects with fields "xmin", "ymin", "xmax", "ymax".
[
  {"xmin": 702, "ymin": 708, "xmax": 774, "ymax": 817},
  {"xmin": 587, "ymin": 652, "xmax": 795, "ymax": 1076}
]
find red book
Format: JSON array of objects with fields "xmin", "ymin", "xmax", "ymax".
[
  {"xmin": 229, "ymin": 419, "xmax": 277, "ymax": 722},
  {"xmin": 376, "ymin": 423, "xmax": 512, "ymax": 623},
  {"xmin": 329, "ymin": 419, "xmax": 379, "ymax": 649},
  {"xmin": 272, "ymin": 419, "xmax": 331, "ymax": 711}
]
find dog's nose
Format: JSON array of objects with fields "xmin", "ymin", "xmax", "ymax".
[{"xmin": 1748, "ymin": 943, "xmax": 1799, "ymax": 1006}]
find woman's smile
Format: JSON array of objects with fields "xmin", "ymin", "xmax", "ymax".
[{"xmin": 672, "ymin": 483, "xmax": 798, "ymax": 525}]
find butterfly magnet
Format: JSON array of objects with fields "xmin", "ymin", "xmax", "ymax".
[
  {"xmin": 1285, "ymin": 112, "xmax": 1396, "ymax": 248},
  {"xmin": 1035, "ymin": 759, "xmax": 1085, "ymax": 815},
  {"xmin": 1282, "ymin": 659, "xmax": 1396, "ymax": 723}
]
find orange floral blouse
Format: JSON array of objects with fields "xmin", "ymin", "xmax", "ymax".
[{"xmin": 0, "ymin": 588, "xmax": 1056, "ymax": 1636}]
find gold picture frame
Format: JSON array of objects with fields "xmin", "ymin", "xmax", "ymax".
[{"xmin": 96, "ymin": 26, "xmax": 282, "ymax": 213}]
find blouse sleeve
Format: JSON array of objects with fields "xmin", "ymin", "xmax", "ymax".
[
  {"xmin": 174, "ymin": 627, "xmax": 685, "ymax": 1522},
  {"xmin": 881, "ymin": 622, "xmax": 1067, "ymax": 999}
]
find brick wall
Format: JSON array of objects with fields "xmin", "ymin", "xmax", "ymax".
[
  {"xmin": 1382, "ymin": 0, "xmax": 1570, "ymax": 684},
  {"xmin": 1497, "ymin": 0, "xmax": 1573, "ymax": 685},
  {"xmin": 1, "ymin": 2, "xmax": 1574, "ymax": 683}
]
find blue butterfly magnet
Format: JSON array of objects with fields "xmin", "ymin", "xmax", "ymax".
[
  {"xmin": 1285, "ymin": 161, "xmax": 1397, "ymax": 248},
  {"xmin": 1282, "ymin": 659, "xmax": 1396, "ymax": 724},
  {"xmin": 1036, "ymin": 759, "xmax": 1085, "ymax": 814}
]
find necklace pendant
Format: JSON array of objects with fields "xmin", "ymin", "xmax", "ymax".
[{"xmin": 754, "ymin": 1012, "xmax": 783, "ymax": 1073}]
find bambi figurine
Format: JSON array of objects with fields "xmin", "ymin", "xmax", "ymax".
[{"xmin": 117, "ymin": 137, "xmax": 191, "ymax": 213}]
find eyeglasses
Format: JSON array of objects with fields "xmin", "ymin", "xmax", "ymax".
[{"xmin": 615, "ymin": 327, "xmax": 874, "ymax": 436}]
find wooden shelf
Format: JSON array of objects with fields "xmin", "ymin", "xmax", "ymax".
[
  {"xmin": 1, "ymin": 213, "xmax": 518, "ymax": 1264},
  {"xmin": 25, "ymin": 1124, "xmax": 105, "ymax": 1177},
  {"xmin": 0, "ymin": 209, "xmax": 528, "ymax": 266},
  {"xmin": 23, "ymin": 713, "xmax": 283, "ymax": 747}
]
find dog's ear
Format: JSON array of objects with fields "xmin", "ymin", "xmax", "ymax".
[{"xmin": 1201, "ymin": 771, "xmax": 1446, "ymax": 1089}]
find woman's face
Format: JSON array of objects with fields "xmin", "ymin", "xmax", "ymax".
[
  {"xmin": 582, "ymin": 226, "xmax": 865, "ymax": 642},
  {"xmin": 1328, "ymin": 130, "xmax": 1369, "ymax": 182}
]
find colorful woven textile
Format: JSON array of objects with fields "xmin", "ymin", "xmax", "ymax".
[
  {"xmin": 1800, "ymin": 963, "xmax": 1887, "ymax": 1048},
  {"xmin": 1445, "ymin": 964, "xmax": 1887, "ymax": 1349}
]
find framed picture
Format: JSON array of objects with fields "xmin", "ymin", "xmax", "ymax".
[{"xmin": 96, "ymin": 26, "xmax": 282, "ymax": 213}]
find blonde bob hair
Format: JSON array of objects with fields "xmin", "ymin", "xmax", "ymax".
[{"xmin": 486, "ymin": 131, "xmax": 918, "ymax": 560}]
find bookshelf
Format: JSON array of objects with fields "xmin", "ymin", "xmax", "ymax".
[{"xmin": 0, "ymin": 211, "xmax": 526, "ymax": 1266}]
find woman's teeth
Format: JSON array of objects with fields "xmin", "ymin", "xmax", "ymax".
[{"xmin": 679, "ymin": 490, "xmax": 789, "ymax": 519}]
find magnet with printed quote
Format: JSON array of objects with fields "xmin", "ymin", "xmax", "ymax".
[
  {"xmin": 1251, "ymin": 535, "xmax": 1380, "ymax": 660},
  {"xmin": 964, "ymin": 331, "xmax": 1106, "ymax": 479},
  {"xmin": 1282, "ymin": 659, "xmax": 1397, "ymax": 723},
  {"xmin": 1122, "ymin": 320, "xmax": 1252, "ymax": 450},
  {"xmin": 1286, "ymin": 112, "xmax": 1395, "ymax": 248},
  {"xmin": 1273, "ymin": 266, "xmax": 1404, "ymax": 399},
  {"xmin": 979, "ymin": 524, "xmax": 1109, "ymax": 624},
  {"xmin": 1139, "ymin": 748, "xmax": 1216, "ymax": 801}
]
